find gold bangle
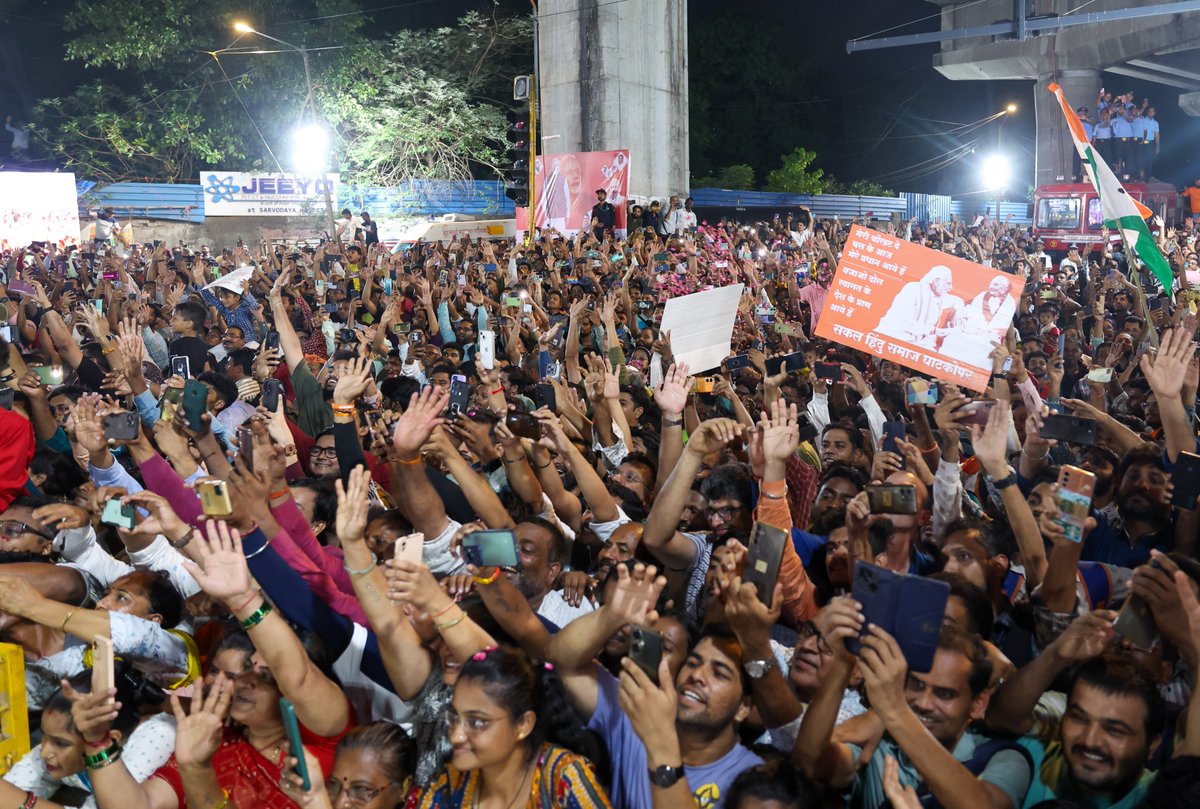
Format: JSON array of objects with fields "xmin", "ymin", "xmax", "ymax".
[
  {"xmin": 61, "ymin": 608, "xmax": 78, "ymax": 633},
  {"xmin": 435, "ymin": 610, "xmax": 466, "ymax": 631}
]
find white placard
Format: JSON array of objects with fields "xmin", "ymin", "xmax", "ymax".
[
  {"xmin": 659, "ymin": 284, "xmax": 745, "ymax": 373},
  {"xmin": 200, "ymin": 172, "xmax": 339, "ymax": 217}
]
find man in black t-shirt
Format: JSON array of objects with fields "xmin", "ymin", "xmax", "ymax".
[{"xmin": 591, "ymin": 189, "xmax": 616, "ymax": 241}]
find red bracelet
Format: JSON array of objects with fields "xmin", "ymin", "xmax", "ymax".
[
  {"xmin": 268, "ymin": 488, "xmax": 289, "ymax": 499},
  {"xmin": 489, "ymin": 387, "xmax": 504, "ymax": 396},
  {"xmin": 233, "ymin": 591, "xmax": 259, "ymax": 614},
  {"xmin": 84, "ymin": 736, "xmax": 111, "ymax": 749}
]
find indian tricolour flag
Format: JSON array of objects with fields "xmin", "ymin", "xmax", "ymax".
[{"xmin": 1048, "ymin": 82, "xmax": 1173, "ymax": 293}]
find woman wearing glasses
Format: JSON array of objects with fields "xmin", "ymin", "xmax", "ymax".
[
  {"xmin": 279, "ymin": 722, "xmax": 417, "ymax": 809},
  {"xmin": 413, "ymin": 646, "xmax": 609, "ymax": 809}
]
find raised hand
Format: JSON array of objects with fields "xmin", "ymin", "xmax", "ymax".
[
  {"xmin": 170, "ymin": 676, "xmax": 233, "ymax": 768},
  {"xmin": 759, "ymin": 399, "xmax": 800, "ymax": 465},
  {"xmin": 335, "ymin": 466, "xmax": 372, "ymax": 543},
  {"xmin": 181, "ymin": 520, "xmax": 253, "ymax": 605},
  {"xmin": 653, "ymin": 362, "xmax": 692, "ymax": 417},
  {"xmin": 332, "ymin": 355, "xmax": 373, "ymax": 405},
  {"xmin": 606, "ymin": 562, "xmax": 666, "ymax": 628},
  {"xmin": 1140, "ymin": 327, "xmax": 1194, "ymax": 401},
  {"xmin": 683, "ymin": 418, "xmax": 743, "ymax": 459},
  {"xmin": 392, "ymin": 386, "xmax": 448, "ymax": 458},
  {"xmin": 969, "ymin": 398, "xmax": 1011, "ymax": 477}
]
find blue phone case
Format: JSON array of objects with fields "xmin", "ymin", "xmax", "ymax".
[
  {"xmin": 848, "ymin": 561, "xmax": 949, "ymax": 674},
  {"xmin": 279, "ymin": 698, "xmax": 311, "ymax": 791}
]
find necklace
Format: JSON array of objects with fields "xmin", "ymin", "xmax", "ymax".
[
  {"xmin": 473, "ymin": 755, "xmax": 536, "ymax": 809},
  {"xmin": 246, "ymin": 731, "xmax": 287, "ymax": 766}
]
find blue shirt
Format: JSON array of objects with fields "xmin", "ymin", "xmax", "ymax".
[
  {"xmin": 1093, "ymin": 123, "xmax": 1113, "ymax": 140},
  {"xmin": 1079, "ymin": 509, "xmax": 1173, "ymax": 568},
  {"xmin": 1111, "ymin": 117, "xmax": 1134, "ymax": 138},
  {"xmin": 1081, "ymin": 120, "xmax": 1094, "ymax": 141},
  {"xmin": 790, "ymin": 528, "xmax": 827, "ymax": 567},
  {"xmin": 586, "ymin": 668, "xmax": 762, "ymax": 809},
  {"xmin": 1142, "ymin": 118, "xmax": 1160, "ymax": 143},
  {"xmin": 200, "ymin": 287, "xmax": 258, "ymax": 338}
]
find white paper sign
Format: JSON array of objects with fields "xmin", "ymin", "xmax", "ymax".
[
  {"xmin": 200, "ymin": 172, "xmax": 339, "ymax": 217},
  {"xmin": 659, "ymin": 284, "xmax": 745, "ymax": 373},
  {"xmin": 203, "ymin": 266, "xmax": 254, "ymax": 294}
]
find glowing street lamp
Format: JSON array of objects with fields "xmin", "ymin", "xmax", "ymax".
[
  {"xmin": 981, "ymin": 154, "xmax": 1011, "ymax": 191},
  {"xmin": 292, "ymin": 123, "xmax": 331, "ymax": 177}
]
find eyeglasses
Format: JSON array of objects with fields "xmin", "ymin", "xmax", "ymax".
[
  {"xmin": 326, "ymin": 779, "xmax": 387, "ymax": 805},
  {"xmin": 310, "ymin": 446, "xmax": 338, "ymax": 458},
  {"xmin": 442, "ymin": 708, "xmax": 504, "ymax": 735},
  {"xmin": 0, "ymin": 520, "xmax": 54, "ymax": 542},
  {"xmin": 796, "ymin": 622, "xmax": 834, "ymax": 657},
  {"xmin": 704, "ymin": 505, "xmax": 745, "ymax": 521}
]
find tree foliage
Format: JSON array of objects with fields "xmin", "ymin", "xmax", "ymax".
[
  {"xmin": 764, "ymin": 148, "xmax": 825, "ymax": 194},
  {"xmin": 691, "ymin": 164, "xmax": 755, "ymax": 190},
  {"xmin": 28, "ymin": 1, "xmax": 532, "ymax": 184}
]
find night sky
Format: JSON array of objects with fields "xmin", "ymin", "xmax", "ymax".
[{"xmin": 5, "ymin": 0, "xmax": 1198, "ymax": 192}]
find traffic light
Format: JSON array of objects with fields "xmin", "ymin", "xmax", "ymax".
[{"xmin": 505, "ymin": 105, "xmax": 531, "ymax": 207}]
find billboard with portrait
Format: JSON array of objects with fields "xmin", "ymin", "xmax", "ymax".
[
  {"xmin": 517, "ymin": 150, "xmax": 629, "ymax": 237},
  {"xmin": 816, "ymin": 225, "xmax": 1025, "ymax": 392},
  {"xmin": 0, "ymin": 172, "xmax": 80, "ymax": 251},
  {"xmin": 199, "ymin": 172, "xmax": 339, "ymax": 217}
]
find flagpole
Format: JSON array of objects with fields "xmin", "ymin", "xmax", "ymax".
[{"xmin": 1111, "ymin": 227, "xmax": 1161, "ymax": 350}]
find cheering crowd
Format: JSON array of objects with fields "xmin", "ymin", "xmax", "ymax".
[{"xmin": 0, "ymin": 203, "xmax": 1199, "ymax": 809}]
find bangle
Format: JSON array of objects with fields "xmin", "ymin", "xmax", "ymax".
[
  {"xmin": 1023, "ymin": 445, "xmax": 1050, "ymax": 460},
  {"xmin": 396, "ymin": 454, "xmax": 423, "ymax": 465},
  {"xmin": 502, "ymin": 456, "xmax": 524, "ymax": 465},
  {"xmin": 21, "ymin": 790, "xmax": 36, "ymax": 809},
  {"xmin": 489, "ymin": 387, "xmax": 504, "ymax": 396},
  {"xmin": 535, "ymin": 460, "xmax": 552, "ymax": 469},
  {"xmin": 331, "ymin": 403, "xmax": 356, "ymax": 415},
  {"xmin": 663, "ymin": 416, "xmax": 683, "ymax": 427},
  {"xmin": 84, "ymin": 741, "xmax": 122, "ymax": 768},
  {"xmin": 268, "ymin": 488, "xmax": 289, "ymax": 499},
  {"xmin": 85, "ymin": 735, "xmax": 112, "ymax": 749},
  {"xmin": 61, "ymin": 608, "xmax": 77, "ymax": 634},
  {"xmin": 472, "ymin": 566, "xmax": 502, "ymax": 585},
  {"xmin": 435, "ymin": 610, "xmax": 466, "ymax": 631},
  {"xmin": 760, "ymin": 489, "xmax": 786, "ymax": 500},
  {"xmin": 232, "ymin": 590, "xmax": 259, "ymax": 613},
  {"xmin": 168, "ymin": 527, "xmax": 195, "ymax": 550},
  {"xmin": 242, "ymin": 532, "xmax": 272, "ymax": 559},
  {"xmin": 281, "ymin": 444, "xmax": 297, "ymax": 456},
  {"xmin": 917, "ymin": 441, "xmax": 937, "ymax": 453},
  {"xmin": 343, "ymin": 553, "xmax": 378, "ymax": 577},
  {"xmin": 213, "ymin": 790, "xmax": 230, "ymax": 809},
  {"xmin": 431, "ymin": 600, "xmax": 458, "ymax": 619},
  {"xmin": 239, "ymin": 601, "xmax": 274, "ymax": 630}
]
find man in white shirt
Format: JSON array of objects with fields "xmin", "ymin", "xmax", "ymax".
[{"xmin": 5, "ymin": 116, "xmax": 29, "ymax": 156}]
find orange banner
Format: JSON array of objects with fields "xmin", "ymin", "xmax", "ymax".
[{"xmin": 815, "ymin": 225, "xmax": 1025, "ymax": 392}]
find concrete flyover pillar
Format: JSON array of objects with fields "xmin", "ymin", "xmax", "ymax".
[
  {"xmin": 537, "ymin": 0, "xmax": 689, "ymax": 200},
  {"xmin": 1034, "ymin": 68, "xmax": 1100, "ymax": 187}
]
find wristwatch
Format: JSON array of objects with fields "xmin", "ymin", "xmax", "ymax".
[
  {"xmin": 744, "ymin": 658, "xmax": 775, "ymax": 679},
  {"xmin": 991, "ymin": 471, "xmax": 1018, "ymax": 490},
  {"xmin": 649, "ymin": 764, "xmax": 684, "ymax": 788}
]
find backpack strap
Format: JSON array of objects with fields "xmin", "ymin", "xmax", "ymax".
[
  {"xmin": 1076, "ymin": 562, "xmax": 1113, "ymax": 610},
  {"xmin": 915, "ymin": 736, "xmax": 1035, "ymax": 809}
]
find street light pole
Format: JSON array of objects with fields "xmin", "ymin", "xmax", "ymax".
[{"xmin": 234, "ymin": 23, "xmax": 339, "ymax": 243}]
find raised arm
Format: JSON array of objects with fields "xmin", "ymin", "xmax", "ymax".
[{"xmin": 268, "ymin": 268, "xmax": 306, "ymax": 373}]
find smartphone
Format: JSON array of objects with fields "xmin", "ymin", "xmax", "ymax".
[
  {"xmin": 477, "ymin": 330, "xmax": 496, "ymax": 371},
  {"xmin": 1113, "ymin": 592, "xmax": 1159, "ymax": 651},
  {"xmin": 393, "ymin": 532, "xmax": 425, "ymax": 566},
  {"xmin": 8, "ymin": 279, "xmax": 35, "ymax": 297},
  {"xmin": 725, "ymin": 353, "xmax": 751, "ymax": 372},
  {"xmin": 848, "ymin": 561, "xmax": 949, "ymax": 674},
  {"xmin": 744, "ymin": 522, "xmax": 788, "ymax": 605},
  {"xmin": 533, "ymin": 383, "xmax": 557, "ymax": 413},
  {"xmin": 323, "ymin": 303, "xmax": 339, "ymax": 314},
  {"xmin": 181, "ymin": 379, "xmax": 207, "ymax": 430},
  {"xmin": 796, "ymin": 412, "xmax": 818, "ymax": 443},
  {"xmin": 237, "ymin": 426, "xmax": 254, "ymax": 473},
  {"xmin": 33, "ymin": 365, "xmax": 64, "ymax": 386},
  {"xmin": 881, "ymin": 421, "xmax": 906, "ymax": 460},
  {"xmin": 505, "ymin": 410, "xmax": 542, "ymax": 439},
  {"xmin": 461, "ymin": 529, "xmax": 519, "ymax": 568},
  {"xmin": 279, "ymin": 698, "xmax": 311, "ymax": 791},
  {"xmin": 1170, "ymin": 452, "xmax": 1200, "ymax": 509},
  {"xmin": 1053, "ymin": 465, "xmax": 1096, "ymax": 543},
  {"xmin": 392, "ymin": 322, "xmax": 412, "ymax": 335},
  {"xmin": 160, "ymin": 386, "xmax": 183, "ymax": 423},
  {"xmin": 905, "ymin": 379, "xmax": 938, "ymax": 406},
  {"xmin": 957, "ymin": 399, "xmax": 997, "ymax": 426},
  {"xmin": 866, "ymin": 484, "xmax": 918, "ymax": 515},
  {"xmin": 0, "ymin": 389, "xmax": 15, "ymax": 410},
  {"xmin": 262, "ymin": 378, "xmax": 283, "ymax": 413},
  {"xmin": 448, "ymin": 375, "xmax": 471, "ymax": 417},
  {"xmin": 92, "ymin": 636, "xmax": 115, "ymax": 697},
  {"xmin": 197, "ymin": 480, "xmax": 233, "ymax": 517},
  {"xmin": 102, "ymin": 411, "xmax": 140, "ymax": 442},
  {"xmin": 100, "ymin": 498, "xmax": 136, "ymax": 529},
  {"xmin": 1040, "ymin": 413, "xmax": 1098, "ymax": 445},
  {"xmin": 1086, "ymin": 366, "xmax": 1114, "ymax": 383},
  {"xmin": 0, "ymin": 324, "xmax": 17, "ymax": 344},
  {"xmin": 170, "ymin": 355, "xmax": 191, "ymax": 380},
  {"xmin": 504, "ymin": 296, "xmax": 522, "ymax": 307},
  {"xmin": 265, "ymin": 331, "xmax": 280, "ymax": 351},
  {"xmin": 628, "ymin": 626, "xmax": 663, "ymax": 685},
  {"xmin": 814, "ymin": 362, "xmax": 844, "ymax": 382},
  {"xmin": 765, "ymin": 352, "xmax": 806, "ymax": 376},
  {"xmin": 694, "ymin": 376, "xmax": 716, "ymax": 394}
]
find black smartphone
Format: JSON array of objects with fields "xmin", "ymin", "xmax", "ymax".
[
  {"xmin": 461, "ymin": 529, "xmax": 519, "ymax": 568},
  {"xmin": 0, "ymin": 388, "xmax": 13, "ymax": 410},
  {"xmin": 533, "ymin": 383, "xmax": 557, "ymax": 413},
  {"xmin": 743, "ymin": 522, "xmax": 788, "ymax": 605},
  {"xmin": 814, "ymin": 362, "xmax": 844, "ymax": 381},
  {"xmin": 796, "ymin": 412, "xmax": 818, "ymax": 443},
  {"xmin": 1040, "ymin": 413, "xmax": 1098, "ymax": 445},
  {"xmin": 102, "ymin": 411, "xmax": 140, "ymax": 442},
  {"xmin": 505, "ymin": 410, "xmax": 542, "ymax": 439},
  {"xmin": 628, "ymin": 626, "xmax": 663, "ymax": 685},
  {"xmin": 1113, "ymin": 592, "xmax": 1158, "ymax": 651},
  {"xmin": 725, "ymin": 353, "xmax": 751, "ymax": 372},
  {"xmin": 866, "ymin": 484, "xmax": 918, "ymax": 515},
  {"xmin": 181, "ymin": 379, "xmax": 207, "ymax": 430},
  {"xmin": 1170, "ymin": 451, "xmax": 1200, "ymax": 509},
  {"xmin": 848, "ymin": 561, "xmax": 949, "ymax": 674},
  {"xmin": 338, "ymin": 328, "xmax": 357, "ymax": 344},
  {"xmin": 765, "ymin": 352, "xmax": 806, "ymax": 376},
  {"xmin": 448, "ymin": 376, "xmax": 471, "ymax": 417},
  {"xmin": 262, "ymin": 378, "xmax": 283, "ymax": 413},
  {"xmin": 881, "ymin": 421, "xmax": 906, "ymax": 462},
  {"xmin": 265, "ymin": 331, "xmax": 280, "ymax": 350},
  {"xmin": 170, "ymin": 355, "xmax": 191, "ymax": 380},
  {"xmin": 237, "ymin": 426, "xmax": 254, "ymax": 473}
]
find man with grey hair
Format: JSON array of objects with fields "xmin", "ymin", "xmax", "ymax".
[{"xmin": 874, "ymin": 265, "xmax": 962, "ymax": 348}]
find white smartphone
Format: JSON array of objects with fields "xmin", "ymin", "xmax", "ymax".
[{"xmin": 478, "ymin": 330, "xmax": 496, "ymax": 370}]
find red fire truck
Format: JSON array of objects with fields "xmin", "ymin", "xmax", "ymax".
[{"xmin": 1031, "ymin": 181, "xmax": 1183, "ymax": 252}]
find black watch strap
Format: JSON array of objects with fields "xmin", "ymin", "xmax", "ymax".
[
  {"xmin": 992, "ymin": 472, "xmax": 1018, "ymax": 490},
  {"xmin": 649, "ymin": 764, "xmax": 684, "ymax": 788}
]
